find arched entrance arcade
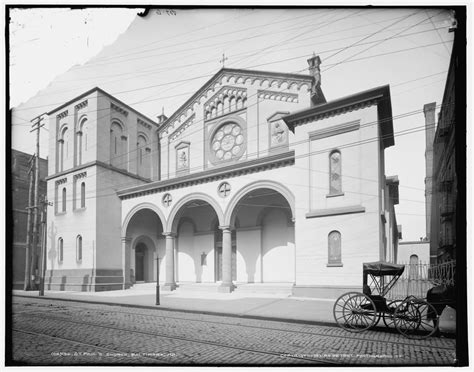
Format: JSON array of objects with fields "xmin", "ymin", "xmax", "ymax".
[
  {"xmin": 166, "ymin": 193, "xmax": 229, "ymax": 290},
  {"xmin": 122, "ymin": 204, "xmax": 166, "ymax": 289},
  {"xmin": 226, "ymin": 183, "xmax": 296, "ymax": 285}
]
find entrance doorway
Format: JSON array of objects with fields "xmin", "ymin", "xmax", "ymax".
[{"xmin": 135, "ymin": 243, "xmax": 146, "ymax": 282}]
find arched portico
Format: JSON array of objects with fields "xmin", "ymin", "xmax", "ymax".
[
  {"xmin": 166, "ymin": 192, "xmax": 224, "ymax": 234},
  {"xmin": 122, "ymin": 203, "xmax": 166, "ymax": 289},
  {"xmin": 166, "ymin": 193, "xmax": 232, "ymax": 291},
  {"xmin": 225, "ymin": 180, "xmax": 296, "ymax": 284},
  {"xmin": 224, "ymin": 180, "xmax": 295, "ymax": 227}
]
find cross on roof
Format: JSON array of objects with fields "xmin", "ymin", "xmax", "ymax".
[{"xmin": 219, "ymin": 53, "xmax": 228, "ymax": 68}]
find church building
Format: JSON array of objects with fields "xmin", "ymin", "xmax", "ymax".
[{"xmin": 45, "ymin": 55, "xmax": 399, "ymax": 298}]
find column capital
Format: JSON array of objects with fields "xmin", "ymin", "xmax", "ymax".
[
  {"xmin": 121, "ymin": 236, "xmax": 132, "ymax": 243},
  {"xmin": 162, "ymin": 231, "xmax": 177, "ymax": 238},
  {"xmin": 218, "ymin": 225, "xmax": 232, "ymax": 231}
]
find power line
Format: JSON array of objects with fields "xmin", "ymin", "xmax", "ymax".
[{"xmin": 50, "ymin": 115, "xmax": 449, "ymax": 207}]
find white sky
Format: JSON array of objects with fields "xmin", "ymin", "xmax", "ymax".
[{"xmin": 8, "ymin": 7, "xmax": 459, "ymax": 242}]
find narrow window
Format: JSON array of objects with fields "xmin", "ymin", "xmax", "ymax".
[
  {"xmin": 76, "ymin": 235, "xmax": 82, "ymax": 262},
  {"xmin": 328, "ymin": 231, "xmax": 342, "ymax": 265},
  {"xmin": 58, "ymin": 238, "xmax": 63, "ymax": 263},
  {"xmin": 62, "ymin": 187, "xmax": 66, "ymax": 212},
  {"xmin": 80, "ymin": 182, "xmax": 86, "ymax": 208},
  {"xmin": 329, "ymin": 150, "xmax": 342, "ymax": 195},
  {"xmin": 115, "ymin": 136, "xmax": 117, "ymax": 154}
]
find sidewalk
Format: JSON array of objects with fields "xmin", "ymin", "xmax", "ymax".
[{"xmin": 12, "ymin": 283, "xmax": 337, "ymax": 326}]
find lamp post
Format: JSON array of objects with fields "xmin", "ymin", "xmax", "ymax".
[{"xmin": 156, "ymin": 257, "xmax": 160, "ymax": 305}]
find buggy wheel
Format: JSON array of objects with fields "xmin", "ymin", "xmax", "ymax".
[
  {"xmin": 394, "ymin": 298, "xmax": 439, "ymax": 339},
  {"xmin": 333, "ymin": 292, "xmax": 377, "ymax": 332},
  {"xmin": 383, "ymin": 300, "xmax": 404, "ymax": 328}
]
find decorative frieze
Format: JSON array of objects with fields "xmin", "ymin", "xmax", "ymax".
[
  {"xmin": 258, "ymin": 90, "xmax": 298, "ymax": 103},
  {"xmin": 137, "ymin": 117, "xmax": 152, "ymax": 130},
  {"xmin": 55, "ymin": 177, "xmax": 67, "ymax": 186},
  {"xmin": 118, "ymin": 150, "xmax": 295, "ymax": 200},
  {"xmin": 160, "ymin": 69, "xmax": 312, "ymax": 136},
  {"xmin": 75, "ymin": 100, "xmax": 88, "ymax": 111},
  {"xmin": 57, "ymin": 110, "xmax": 68, "ymax": 120},
  {"xmin": 73, "ymin": 171, "xmax": 87, "ymax": 180},
  {"xmin": 169, "ymin": 114, "xmax": 195, "ymax": 141},
  {"xmin": 111, "ymin": 102, "xmax": 129, "ymax": 117}
]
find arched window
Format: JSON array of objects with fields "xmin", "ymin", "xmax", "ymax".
[
  {"xmin": 110, "ymin": 121, "xmax": 123, "ymax": 168},
  {"xmin": 409, "ymin": 254, "xmax": 419, "ymax": 278},
  {"xmin": 59, "ymin": 127, "xmax": 69, "ymax": 172},
  {"xmin": 58, "ymin": 238, "xmax": 63, "ymax": 263},
  {"xmin": 80, "ymin": 182, "xmax": 86, "ymax": 208},
  {"xmin": 328, "ymin": 231, "xmax": 342, "ymax": 265},
  {"xmin": 329, "ymin": 150, "xmax": 342, "ymax": 195},
  {"xmin": 77, "ymin": 118, "xmax": 88, "ymax": 165},
  {"xmin": 62, "ymin": 187, "xmax": 66, "ymax": 212},
  {"xmin": 137, "ymin": 134, "xmax": 149, "ymax": 178},
  {"xmin": 76, "ymin": 235, "xmax": 82, "ymax": 262}
]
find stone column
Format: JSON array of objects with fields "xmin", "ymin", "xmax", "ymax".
[
  {"xmin": 162, "ymin": 232, "xmax": 177, "ymax": 291},
  {"xmin": 121, "ymin": 237, "xmax": 131, "ymax": 289},
  {"xmin": 219, "ymin": 225, "xmax": 235, "ymax": 293}
]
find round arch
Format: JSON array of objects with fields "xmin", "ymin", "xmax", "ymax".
[
  {"xmin": 122, "ymin": 202, "xmax": 167, "ymax": 237},
  {"xmin": 111, "ymin": 117, "xmax": 125, "ymax": 131},
  {"xmin": 166, "ymin": 192, "xmax": 224, "ymax": 233},
  {"xmin": 131, "ymin": 234, "xmax": 156, "ymax": 251},
  {"xmin": 224, "ymin": 180, "xmax": 295, "ymax": 227}
]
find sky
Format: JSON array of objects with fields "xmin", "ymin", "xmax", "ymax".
[{"xmin": 9, "ymin": 7, "xmax": 457, "ymax": 242}]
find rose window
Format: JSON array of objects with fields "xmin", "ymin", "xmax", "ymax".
[{"xmin": 211, "ymin": 122, "xmax": 245, "ymax": 162}]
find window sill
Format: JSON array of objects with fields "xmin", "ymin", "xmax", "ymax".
[
  {"xmin": 74, "ymin": 207, "xmax": 87, "ymax": 212},
  {"xmin": 55, "ymin": 211, "xmax": 67, "ymax": 216},
  {"xmin": 327, "ymin": 263, "xmax": 343, "ymax": 267},
  {"xmin": 326, "ymin": 192, "xmax": 344, "ymax": 198}
]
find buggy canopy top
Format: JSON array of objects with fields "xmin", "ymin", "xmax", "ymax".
[{"xmin": 363, "ymin": 261, "xmax": 405, "ymax": 277}]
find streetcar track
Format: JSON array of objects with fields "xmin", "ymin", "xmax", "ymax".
[
  {"xmin": 12, "ymin": 298, "xmax": 455, "ymax": 351},
  {"xmin": 12, "ymin": 328, "xmax": 171, "ymax": 364},
  {"xmin": 14, "ymin": 311, "xmax": 341, "ymax": 365}
]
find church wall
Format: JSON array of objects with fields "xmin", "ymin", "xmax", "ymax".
[
  {"xmin": 291, "ymin": 105, "xmax": 382, "ymax": 294},
  {"xmin": 236, "ymin": 227, "xmax": 262, "ymax": 283},
  {"xmin": 95, "ymin": 168, "xmax": 146, "ymax": 271},
  {"xmin": 176, "ymin": 221, "xmax": 195, "ymax": 282},
  {"xmin": 193, "ymin": 232, "xmax": 215, "ymax": 282}
]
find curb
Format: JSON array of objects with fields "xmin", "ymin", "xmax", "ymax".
[{"xmin": 13, "ymin": 294, "xmax": 339, "ymax": 328}]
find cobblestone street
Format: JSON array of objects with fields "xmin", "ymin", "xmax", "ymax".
[{"xmin": 10, "ymin": 296, "xmax": 456, "ymax": 366}]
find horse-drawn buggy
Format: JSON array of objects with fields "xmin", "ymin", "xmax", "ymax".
[{"xmin": 333, "ymin": 261, "xmax": 455, "ymax": 339}]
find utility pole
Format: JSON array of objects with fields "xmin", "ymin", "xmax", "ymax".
[
  {"xmin": 30, "ymin": 113, "xmax": 46, "ymax": 287},
  {"xmin": 24, "ymin": 154, "xmax": 35, "ymax": 290},
  {"xmin": 39, "ymin": 197, "xmax": 52, "ymax": 296}
]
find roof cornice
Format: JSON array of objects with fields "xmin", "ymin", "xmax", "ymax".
[
  {"xmin": 117, "ymin": 150, "xmax": 295, "ymax": 200},
  {"xmin": 283, "ymin": 85, "xmax": 394, "ymax": 148},
  {"xmin": 47, "ymin": 87, "xmax": 159, "ymax": 128}
]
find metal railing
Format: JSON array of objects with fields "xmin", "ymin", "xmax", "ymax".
[{"xmin": 386, "ymin": 260, "xmax": 456, "ymax": 300}]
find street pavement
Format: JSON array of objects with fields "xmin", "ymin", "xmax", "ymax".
[
  {"xmin": 12, "ymin": 283, "xmax": 336, "ymax": 325},
  {"xmin": 10, "ymin": 296, "xmax": 456, "ymax": 366}
]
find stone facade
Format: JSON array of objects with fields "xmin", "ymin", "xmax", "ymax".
[{"xmin": 45, "ymin": 56, "xmax": 398, "ymax": 297}]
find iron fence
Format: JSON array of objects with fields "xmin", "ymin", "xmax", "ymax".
[{"xmin": 386, "ymin": 260, "xmax": 456, "ymax": 300}]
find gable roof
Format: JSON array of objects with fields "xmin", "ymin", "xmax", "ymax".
[{"xmin": 159, "ymin": 67, "xmax": 313, "ymax": 134}]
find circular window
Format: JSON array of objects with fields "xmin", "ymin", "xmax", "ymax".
[{"xmin": 210, "ymin": 122, "xmax": 245, "ymax": 163}]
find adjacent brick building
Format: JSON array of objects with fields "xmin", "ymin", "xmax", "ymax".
[{"xmin": 11, "ymin": 149, "xmax": 48, "ymax": 289}]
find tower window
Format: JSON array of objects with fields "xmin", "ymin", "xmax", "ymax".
[{"xmin": 62, "ymin": 187, "xmax": 67, "ymax": 212}]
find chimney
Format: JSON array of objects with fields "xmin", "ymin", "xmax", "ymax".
[
  {"xmin": 307, "ymin": 54, "xmax": 326, "ymax": 105},
  {"xmin": 156, "ymin": 107, "xmax": 168, "ymax": 125},
  {"xmin": 423, "ymin": 102, "xmax": 436, "ymax": 241}
]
